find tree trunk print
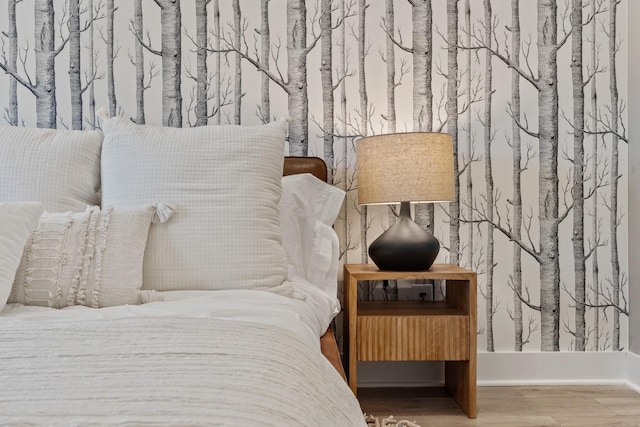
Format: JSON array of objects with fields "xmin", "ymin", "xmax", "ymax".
[
  {"xmin": 87, "ymin": 0, "xmax": 97, "ymax": 129},
  {"xmin": 608, "ymin": 0, "xmax": 621, "ymax": 351},
  {"xmin": 411, "ymin": 0, "xmax": 432, "ymax": 133},
  {"xmin": 536, "ymin": 1, "xmax": 561, "ymax": 351},
  {"xmin": 357, "ymin": 0, "xmax": 368, "ymax": 137},
  {"xmin": 106, "ymin": 0, "xmax": 116, "ymax": 117},
  {"xmin": 34, "ymin": 0, "xmax": 64, "ymax": 128},
  {"xmin": 339, "ymin": 0, "xmax": 350, "ymax": 265},
  {"xmin": 510, "ymin": 0, "xmax": 525, "ymax": 351},
  {"xmin": 358, "ymin": 0, "xmax": 369, "ymax": 264},
  {"xmin": 133, "ymin": 0, "xmax": 145, "ymax": 124},
  {"xmin": 483, "ymin": 0, "xmax": 495, "ymax": 352},
  {"xmin": 383, "ymin": 0, "xmax": 395, "ymax": 235},
  {"xmin": 5, "ymin": 0, "xmax": 19, "ymax": 126},
  {"xmin": 157, "ymin": 0, "xmax": 182, "ymax": 127},
  {"xmin": 407, "ymin": 0, "xmax": 435, "ymax": 235},
  {"xmin": 447, "ymin": 0, "xmax": 460, "ymax": 265},
  {"xmin": 320, "ymin": 0, "xmax": 334, "ymax": 183},
  {"xmin": 233, "ymin": 0, "xmax": 242, "ymax": 124},
  {"xmin": 68, "ymin": 2, "xmax": 100, "ymax": 128},
  {"xmin": 384, "ymin": 0, "xmax": 396, "ymax": 134},
  {"xmin": 570, "ymin": 0, "xmax": 586, "ymax": 351},
  {"xmin": 590, "ymin": 0, "xmax": 601, "ymax": 351},
  {"xmin": 360, "ymin": 204, "xmax": 368, "ymax": 264},
  {"xmin": 212, "ymin": 0, "xmax": 221, "ymax": 125},
  {"xmin": 287, "ymin": 0, "xmax": 310, "ymax": 156},
  {"xmin": 382, "ymin": 0, "xmax": 399, "ymax": 299},
  {"xmin": 259, "ymin": 0, "xmax": 270, "ymax": 124},
  {"xmin": 195, "ymin": 0, "xmax": 210, "ymax": 127},
  {"xmin": 69, "ymin": 0, "xmax": 82, "ymax": 130},
  {"xmin": 464, "ymin": 0, "xmax": 473, "ymax": 269}
]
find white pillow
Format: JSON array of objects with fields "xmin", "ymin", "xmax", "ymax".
[
  {"xmin": 0, "ymin": 126, "xmax": 102, "ymax": 212},
  {"xmin": 0, "ymin": 202, "xmax": 44, "ymax": 312},
  {"xmin": 279, "ymin": 174, "xmax": 345, "ymax": 299},
  {"xmin": 100, "ymin": 117, "xmax": 289, "ymax": 292},
  {"xmin": 10, "ymin": 205, "xmax": 157, "ymax": 308}
]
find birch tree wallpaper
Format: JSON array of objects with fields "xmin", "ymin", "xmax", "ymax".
[{"xmin": 0, "ymin": 0, "xmax": 628, "ymax": 353}]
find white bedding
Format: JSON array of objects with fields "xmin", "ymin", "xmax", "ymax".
[{"xmin": 0, "ymin": 283, "xmax": 364, "ymax": 426}]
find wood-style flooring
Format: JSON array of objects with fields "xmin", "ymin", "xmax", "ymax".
[{"xmin": 358, "ymin": 385, "xmax": 640, "ymax": 426}]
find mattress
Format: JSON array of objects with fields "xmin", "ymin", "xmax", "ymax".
[{"xmin": 0, "ymin": 282, "xmax": 365, "ymax": 426}]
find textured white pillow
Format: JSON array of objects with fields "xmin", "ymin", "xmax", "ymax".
[
  {"xmin": 10, "ymin": 205, "xmax": 156, "ymax": 308},
  {"xmin": 100, "ymin": 117, "xmax": 288, "ymax": 292},
  {"xmin": 279, "ymin": 174, "xmax": 345, "ymax": 299},
  {"xmin": 0, "ymin": 126, "xmax": 102, "ymax": 212},
  {"xmin": 0, "ymin": 202, "xmax": 44, "ymax": 312}
]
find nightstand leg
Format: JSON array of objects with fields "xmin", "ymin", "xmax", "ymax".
[
  {"xmin": 445, "ymin": 360, "xmax": 477, "ymax": 418},
  {"xmin": 445, "ymin": 278, "xmax": 477, "ymax": 418},
  {"xmin": 344, "ymin": 269, "xmax": 358, "ymax": 395}
]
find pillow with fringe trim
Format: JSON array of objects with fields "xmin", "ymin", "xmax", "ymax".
[{"xmin": 9, "ymin": 204, "xmax": 173, "ymax": 308}]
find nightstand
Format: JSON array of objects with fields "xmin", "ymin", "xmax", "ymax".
[{"xmin": 344, "ymin": 263, "xmax": 477, "ymax": 418}]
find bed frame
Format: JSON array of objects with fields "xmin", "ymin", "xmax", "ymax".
[{"xmin": 283, "ymin": 157, "xmax": 346, "ymax": 382}]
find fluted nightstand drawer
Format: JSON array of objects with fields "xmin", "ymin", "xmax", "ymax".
[{"xmin": 357, "ymin": 313, "xmax": 469, "ymax": 361}]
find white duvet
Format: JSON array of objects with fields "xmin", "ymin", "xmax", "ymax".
[{"xmin": 0, "ymin": 282, "xmax": 365, "ymax": 426}]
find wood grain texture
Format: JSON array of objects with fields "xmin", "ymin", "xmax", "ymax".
[
  {"xmin": 283, "ymin": 156, "xmax": 327, "ymax": 182},
  {"xmin": 358, "ymin": 385, "xmax": 640, "ymax": 426},
  {"xmin": 345, "ymin": 267, "xmax": 359, "ymax": 393},
  {"xmin": 357, "ymin": 315, "xmax": 469, "ymax": 360},
  {"xmin": 345, "ymin": 263, "xmax": 477, "ymax": 281},
  {"xmin": 446, "ymin": 278, "xmax": 477, "ymax": 418},
  {"xmin": 320, "ymin": 328, "xmax": 346, "ymax": 381}
]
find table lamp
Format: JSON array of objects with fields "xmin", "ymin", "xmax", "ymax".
[{"xmin": 356, "ymin": 132, "xmax": 454, "ymax": 271}]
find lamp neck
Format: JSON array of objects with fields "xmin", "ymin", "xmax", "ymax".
[{"xmin": 399, "ymin": 201, "xmax": 411, "ymax": 220}]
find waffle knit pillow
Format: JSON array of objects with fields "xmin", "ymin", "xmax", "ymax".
[
  {"xmin": 9, "ymin": 205, "xmax": 163, "ymax": 308},
  {"xmin": 0, "ymin": 126, "xmax": 102, "ymax": 212},
  {"xmin": 100, "ymin": 117, "xmax": 288, "ymax": 292}
]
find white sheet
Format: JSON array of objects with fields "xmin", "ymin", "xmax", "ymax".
[{"xmin": 0, "ymin": 282, "xmax": 362, "ymax": 426}]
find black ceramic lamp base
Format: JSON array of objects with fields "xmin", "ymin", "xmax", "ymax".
[{"xmin": 368, "ymin": 202, "xmax": 440, "ymax": 271}]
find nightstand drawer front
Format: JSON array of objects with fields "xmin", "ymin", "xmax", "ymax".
[{"xmin": 357, "ymin": 315, "xmax": 469, "ymax": 361}]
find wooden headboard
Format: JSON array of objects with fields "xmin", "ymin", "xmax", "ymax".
[{"xmin": 283, "ymin": 157, "xmax": 327, "ymax": 183}]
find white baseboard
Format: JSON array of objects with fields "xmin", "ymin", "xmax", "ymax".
[
  {"xmin": 357, "ymin": 352, "xmax": 632, "ymax": 388},
  {"xmin": 477, "ymin": 352, "xmax": 627, "ymax": 386},
  {"xmin": 626, "ymin": 351, "xmax": 640, "ymax": 392}
]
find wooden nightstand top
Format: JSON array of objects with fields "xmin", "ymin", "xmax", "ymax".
[{"xmin": 344, "ymin": 263, "xmax": 476, "ymax": 281}]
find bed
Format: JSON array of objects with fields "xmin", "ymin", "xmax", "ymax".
[{"xmin": 0, "ymin": 120, "xmax": 364, "ymax": 426}]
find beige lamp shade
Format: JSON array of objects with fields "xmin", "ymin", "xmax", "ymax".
[{"xmin": 357, "ymin": 132, "xmax": 455, "ymax": 205}]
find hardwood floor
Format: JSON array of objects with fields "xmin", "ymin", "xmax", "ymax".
[{"xmin": 358, "ymin": 385, "xmax": 640, "ymax": 426}]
